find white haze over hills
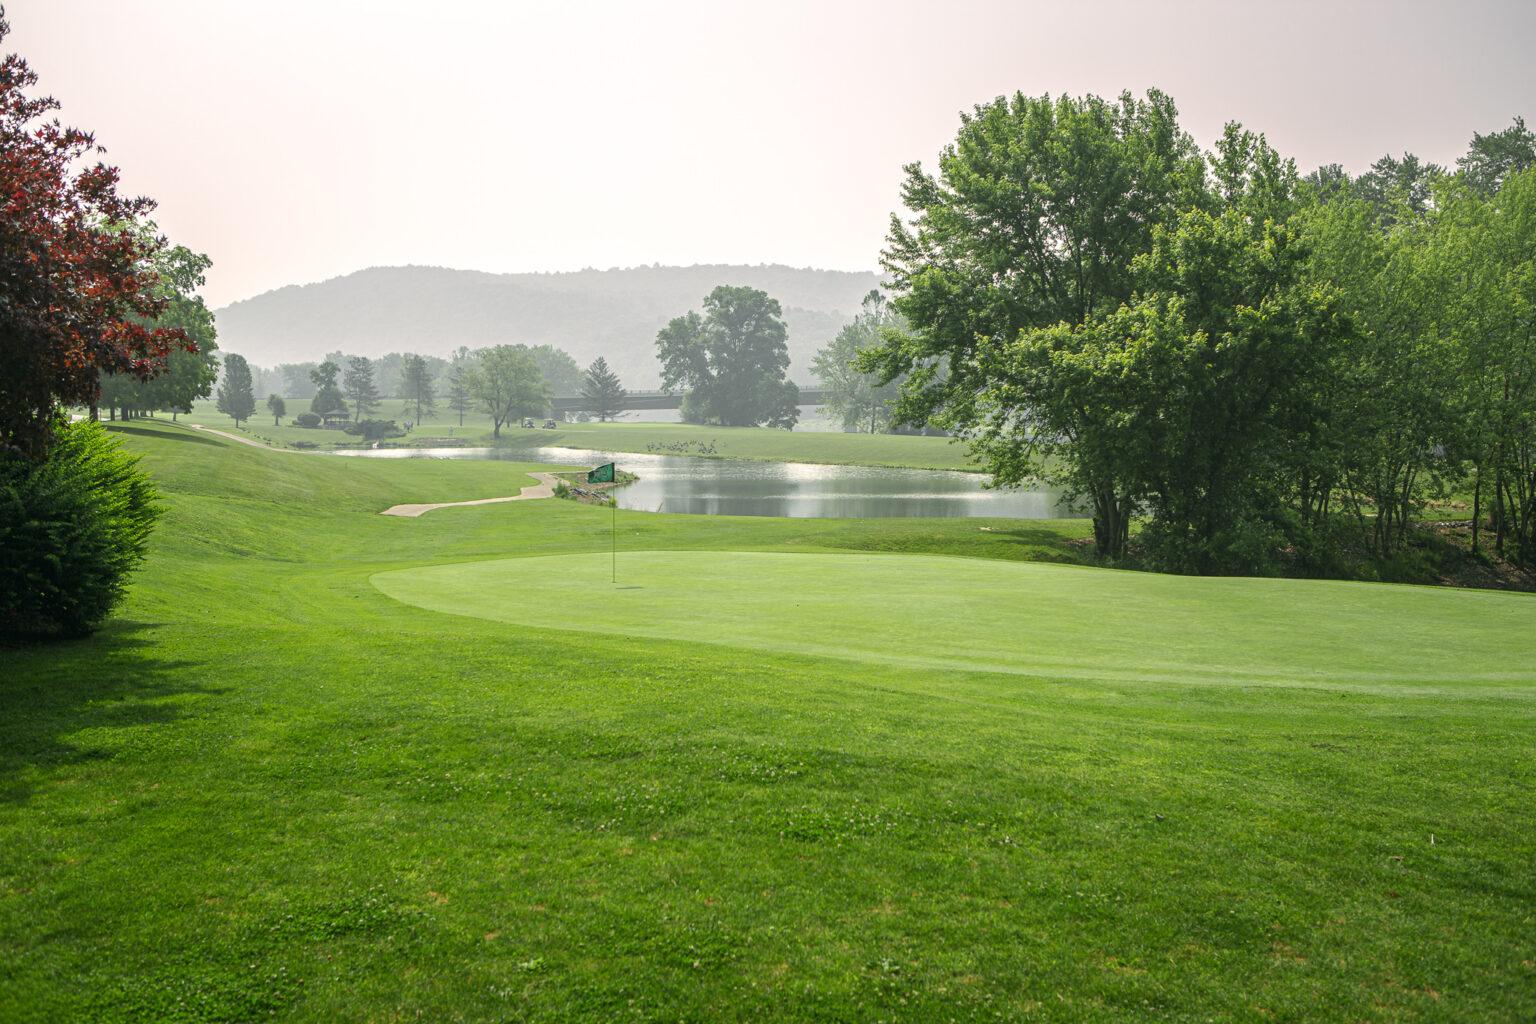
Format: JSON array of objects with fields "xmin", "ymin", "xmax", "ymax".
[{"xmin": 213, "ymin": 264, "xmax": 883, "ymax": 389}]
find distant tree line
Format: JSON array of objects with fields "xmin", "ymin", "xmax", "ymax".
[
  {"xmin": 863, "ymin": 92, "xmax": 1536, "ymax": 575},
  {"xmin": 252, "ymin": 343, "xmax": 633, "ymax": 438}
]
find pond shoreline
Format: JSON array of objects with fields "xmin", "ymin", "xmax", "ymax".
[{"xmin": 333, "ymin": 443, "xmax": 1080, "ymax": 521}]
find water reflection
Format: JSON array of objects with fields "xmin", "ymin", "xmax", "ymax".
[{"xmin": 335, "ymin": 445, "xmax": 1080, "ymax": 520}]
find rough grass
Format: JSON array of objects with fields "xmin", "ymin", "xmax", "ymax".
[{"xmin": 2, "ymin": 420, "xmax": 1533, "ymax": 1022}]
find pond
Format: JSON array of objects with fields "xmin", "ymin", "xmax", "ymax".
[{"xmin": 335, "ymin": 445, "xmax": 1081, "ymax": 520}]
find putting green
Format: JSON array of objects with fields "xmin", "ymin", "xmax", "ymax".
[{"xmin": 371, "ymin": 551, "xmax": 1536, "ymax": 690}]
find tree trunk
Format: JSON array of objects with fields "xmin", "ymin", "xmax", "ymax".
[
  {"xmin": 1091, "ymin": 486, "xmax": 1129, "ymax": 560},
  {"xmin": 1472, "ymin": 462, "xmax": 1482, "ymax": 555},
  {"xmin": 1495, "ymin": 470, "xmax": 1507, "ymax": 556}
]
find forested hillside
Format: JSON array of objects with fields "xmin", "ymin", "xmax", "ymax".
[{"xmin": 214, "ymin": 264, "xmax": 880, "ymax": 387}]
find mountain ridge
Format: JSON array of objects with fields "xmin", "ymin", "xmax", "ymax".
[{"xmin": 214, "ymin": 263, "xmax": 883, "ymax": 386}]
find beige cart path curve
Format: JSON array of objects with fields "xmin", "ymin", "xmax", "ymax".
[
  {"xmin": 186, "ymin": 423, "xmax": 304, "ymax": 450},
  {"xmin": 174, "ymin": 424, "xmax": 562, "ymax": 517},
  {"xmin": 380, "ymin": 472, "xmax": 562, "ymax": 517}
]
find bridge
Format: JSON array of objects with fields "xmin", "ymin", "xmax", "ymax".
[{"xmin": 551, "ymin": 387, "xmax": 829, "ymax": 416}]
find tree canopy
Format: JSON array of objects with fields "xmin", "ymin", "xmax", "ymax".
[
  {"xmin": 866, "ymin": 90, "xmax": 1207, "ymax": 555},
  {"xmin": 309, "ymin": 361, "xmax": 346, "ymax": 417},
  {"xmin": 657, "ymin": 286, "xmax": 799, "ymax": 428},
  {"xmin": 812, "ymin": 291, "xmax": 905, "ymax": 433},
  {"xmin": 97, "ymin": 240, "xmax": 220, "ymax": 420},
  {"xmin": 868, "ymin": 90, "xmax": 1536, "ymax": 573},
  {"xmin": 468, "ymin": 345, "xmax": 548, "ymax": 438},
  {"xmin": 0, "ymin": 13, "xmax": 193, "ymax": 456}
]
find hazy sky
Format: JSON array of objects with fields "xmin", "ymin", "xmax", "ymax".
[{"xmin": 9, "ymin": 0, "xmax": 1535, "ymax": 307}]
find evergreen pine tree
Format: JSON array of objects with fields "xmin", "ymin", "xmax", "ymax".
[
  {"xmin": 343, "ymin": 356, "xmax": 381, "ymax": 422},
  {"xmin": 580, "ymin": 356, "xmax": 627, "ymax": 422},
  {"xmin": 215, "ymin": 353, "xmax": 257, "ymax": 427},
  {"xmin": 399, "ymin": 353, "xmax": 436, "ymax": 422}
]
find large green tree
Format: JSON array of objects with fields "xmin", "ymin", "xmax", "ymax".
[
  {"xmin": 656, "ymin": 286, "xmax": 799, "ymax": 428},
  {"xmin": 468, "ymin": 345, "xmax": 547, "ymax": 438},
  {"xmin": 811, "ymin": 291, "xmax": 905, "ymax": 433},
  {"xmin": 866, "ymin": 90, "xmax": 1206, "ymax": 555},
  {"xmin": 1108, "ymin": 201, "xmax": 1347, "ymax": 571}
]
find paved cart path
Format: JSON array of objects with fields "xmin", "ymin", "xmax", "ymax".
[{"xmin": 379, "ymin": 472, "xmax": 562, "ymax": 517}]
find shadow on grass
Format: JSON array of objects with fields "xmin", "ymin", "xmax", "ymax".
[
  {"xmin": 104, "ymin": 423, "xmax": 226, "ymax": 446},
  {"xmin": 0, "ymin": 619, "xmax": 215, "ymax": 805},
  {"xmin": 989, "ymin": 526, "xmax": 1095, "ymax": 557}
]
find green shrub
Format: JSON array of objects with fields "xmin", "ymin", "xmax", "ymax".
[
  {"xmin": 344, "ymin": 419, "xmax": 403, "ymax": 441},
  {"xmin": 294, "ymin": 412, "xmax": 321, "ymax": 428},
  {"xmin": 0, "ymin": 421, "xmax": 160, "ymax": 637}
]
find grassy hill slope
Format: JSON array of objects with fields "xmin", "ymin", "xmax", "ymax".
[{"xmin": 2, "ymin": 421, "xmax": 1532, "ymax": 1022}]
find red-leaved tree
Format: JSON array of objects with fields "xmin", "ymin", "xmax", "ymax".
[{"xmin": 0, "ymin": 7, "xmax": 193, "ymax": 458}]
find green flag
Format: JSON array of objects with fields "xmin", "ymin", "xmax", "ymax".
[{"xmin": 587, "ymin": 462, "xmax": 615, "ymax": 484}]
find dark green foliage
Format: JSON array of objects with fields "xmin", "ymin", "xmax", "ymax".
[
  {"xmin": 1351, "ymin": 152, "xmax": 1444, "ymax": 222},
  {"xmin": 1457, "ymin": 115, "xmax": 1536, "ymax": 195},
  {"xmin": 265, "ymin": 394, "xmax": 285, "ymax": 426},
  {"xmin": 294, "ymin": 412, "xmax": 321, "ymax": 428},
  {"xmin": 0, "ymin": 420, "xmax": 159, "ymax": 637},
  {"xmin": 343, "ymin": 419, "xmax": 403, "ymax": 441},
  {"xmin": 867, "ymin": 90, "xmax": 1206, "ymax": 555},
  {"xmin": 874, "ymin": 91, "xmax": 1536, "ymax": 574}
]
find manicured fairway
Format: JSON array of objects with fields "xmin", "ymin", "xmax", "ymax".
[
  {"xmin": 376, "ymin": 551, "xmax": 1535, "ymax": 691},
  {"xmin": 178, "ymin": 399, "xmax": 981, "ymax": 470},
  {"xmin": 3, "ymin": 421, "xmax": 1535, "ymax": 1023}
]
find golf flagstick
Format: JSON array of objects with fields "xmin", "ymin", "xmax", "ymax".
[{"xmin": 586, "ymin": 462, "xmax": 618, "ymax": 583}]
